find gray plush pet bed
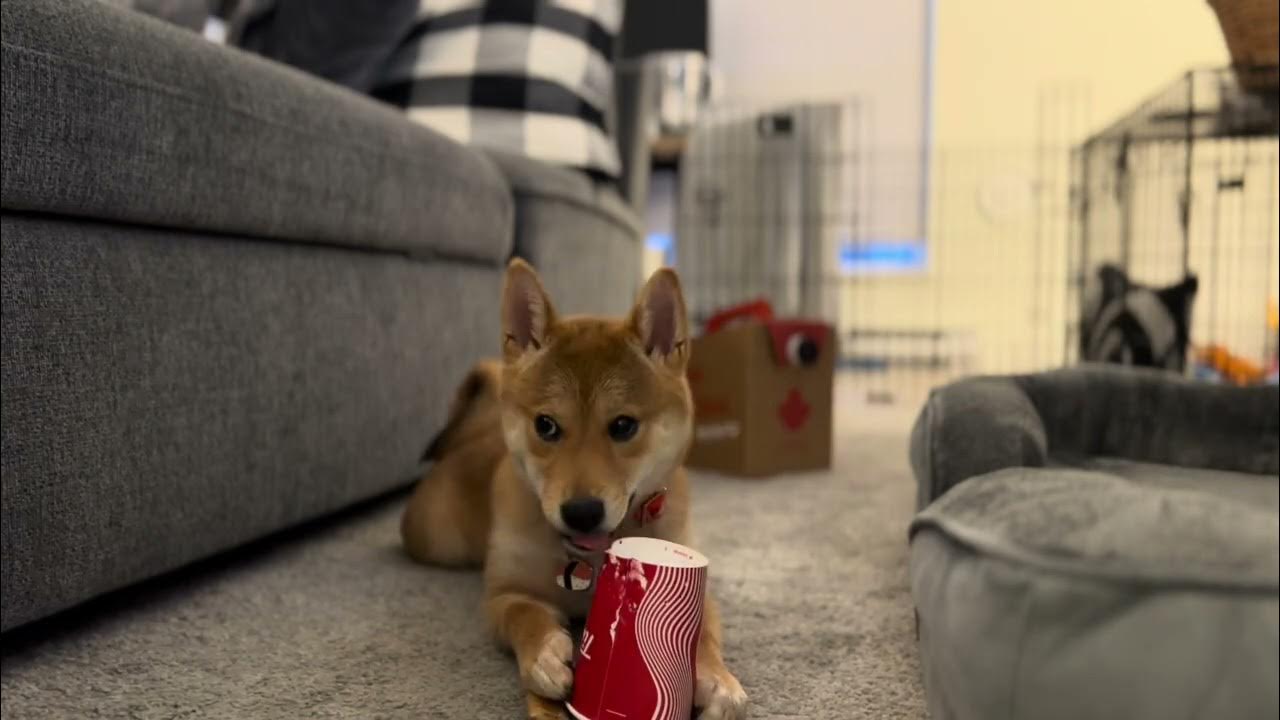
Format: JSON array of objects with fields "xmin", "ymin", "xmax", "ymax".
[{"xmin": 908, "ymin": 365, "xmax": 1279, "ymax": 720}]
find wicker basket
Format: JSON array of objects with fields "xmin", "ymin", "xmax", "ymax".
[{"xmin": 1208, "ymin": 0, "xmax": 1279, "ymax": 93}]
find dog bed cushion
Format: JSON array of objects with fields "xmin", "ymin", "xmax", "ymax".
[{"xmin": 909, "ymin": 466, "xmax": 1279, "ymax": 720}]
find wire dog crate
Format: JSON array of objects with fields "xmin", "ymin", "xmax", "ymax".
[
  {"xmin": 673, "ymin": 98, "xmax": 1078, "ymax": 407},
  {"xmin": 1069, "ymin": 68, "xmax": 1280, "ymax": 381},
  {"xmin": 666, "ymin": 69, "xmax": 1277, "ymax": 418}
]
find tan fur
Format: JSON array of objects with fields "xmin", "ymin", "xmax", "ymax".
[
  {"xmin": 401, "ymin": 261, "xmax": 746, "ymax": 719},
  {"xmin": 400, "ymin": 360, "xmax": 504, "ymax": 567}
]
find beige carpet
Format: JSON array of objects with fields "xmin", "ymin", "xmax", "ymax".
[{"xmin": 1, "ymin": 385, "xmax": 926, "ymax": 719}]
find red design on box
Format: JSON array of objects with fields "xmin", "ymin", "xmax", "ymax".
[{"xmin": 778, "ymin": 388, "xmax": 811, "ymax": 430}]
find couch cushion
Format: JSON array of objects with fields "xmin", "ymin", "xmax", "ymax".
[
  {"xmin": 0, "ymin": 214, "xmax": 501, "ymax": 632},
  {"xmin": 0, "ymin": 0, "xmax": 512, "ymax": 265},
  {"xmin": 485, "ymin": 150, "xmax": 640, "ymax": 316},
  {"xmin": 1070, "ymin": 456, "xmax": 1280, "ymax": 509},
  {"xmin": 910, "ymin": 467, "xmax": 1279, "ymax": 720}
]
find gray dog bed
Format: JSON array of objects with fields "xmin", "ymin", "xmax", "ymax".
[{"xmin": 908, "ymin": 366, "xmax": 1280, "ymax": 720}]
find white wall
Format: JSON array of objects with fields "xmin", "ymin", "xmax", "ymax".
[
  {"xmin": 709, "ymin": 0, "xmax": 930, "ymax": 241},
  {"xmin": 710, "ymin": 0, "xmax": 928, "ymax": 148}
]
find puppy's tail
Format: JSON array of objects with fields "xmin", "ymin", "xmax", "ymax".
[
  {"xmin": 402, "ymin": 360, "xmax": 503, "ymax": 567},
  {"xmin": 420, "ymin": 359, "xmax": 502, "ymax": 462}
]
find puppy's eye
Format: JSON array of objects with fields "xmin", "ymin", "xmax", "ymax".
[
  {"xmin": 607, "ymin": 415, "xmax": 639, "ymax": 442},
  {"xmin": 534, "ymin": 414, "xmax": 562, "ymax": 442}
]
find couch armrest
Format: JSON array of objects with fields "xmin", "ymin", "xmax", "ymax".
[
  {"xmin": 909, "ymin": 377, "xmax": 1048, "ymax": 509},
  {"xmin": 1014, "ymin": 364, "xmax": 1280, "ymax": 476}
]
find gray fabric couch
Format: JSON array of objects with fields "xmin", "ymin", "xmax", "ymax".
[
  {"xmin": 908, "ymin": 365, "xmax": 1280, "ymax": 720},
  {"xmin": 1, "ymin": 0, "xmax": 639, "ymax": 634}
]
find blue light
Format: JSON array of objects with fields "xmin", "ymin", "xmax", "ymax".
[
  {"xmin": 646, "ymin": 233, "xmax": 676, "ymax": 265},
  {"xmin": 839, "ymin": 240, "xmax": 927, "ymax": 273}
]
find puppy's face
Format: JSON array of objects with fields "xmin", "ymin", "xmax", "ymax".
[{"xmin": 498, "ymin": 261, "xmax": 692, "ymax": 552}]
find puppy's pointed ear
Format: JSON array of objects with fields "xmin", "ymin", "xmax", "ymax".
[
  {"xmin": 630, "ymin": 268, "xmax": 690, "ymax": 371},
  {"xmin": 502, "ymin": 259, "xmax": 556, "ymax": 362}
]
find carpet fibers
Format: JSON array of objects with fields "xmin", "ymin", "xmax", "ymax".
[{"xmin": 1, "ymin": 396, "xmax": 925, "ymax": 719}]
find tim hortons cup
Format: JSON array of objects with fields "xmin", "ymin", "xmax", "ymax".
[{"xmin": 567, "ymin": 537, "xmax": 709, "ymax": 720}]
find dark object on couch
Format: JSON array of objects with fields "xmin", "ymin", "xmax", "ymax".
[
  {"xmin": 908, "ymin": 365, "xmax": 1279, "ymax": 720},
  {"xmin": 1079, "ymin": 264, "xmax": 1198, "ymax": 372}
]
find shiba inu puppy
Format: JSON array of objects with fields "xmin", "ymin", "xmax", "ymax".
[{"xmin": 402, "ymin": 260, "xmax": 747, "ymax": 719}]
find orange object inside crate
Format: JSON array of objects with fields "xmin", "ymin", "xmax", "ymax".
[{"xmin": 1195, "ymin": 344, "xmax": 1266, "ymax": 385}]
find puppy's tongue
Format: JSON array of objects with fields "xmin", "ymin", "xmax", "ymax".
[{"xmin": 569, "ymin": 533, "xmax": 611, "ymax": 552}]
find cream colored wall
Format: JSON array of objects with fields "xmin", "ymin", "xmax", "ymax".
[
  {"xmin": 840, "ymin": 0, "xmax": 1239, "ymax": 376},
  {"xmin": 933, "ymin": 0, "xmax": 1229, "ymax": 147}
]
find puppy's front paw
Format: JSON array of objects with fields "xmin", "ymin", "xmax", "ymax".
[
  {"xmin": 521, "ymin": 629, "xmax": 574, "ymax": 700},
  {"xmin": 695, "ymin": 663, "xmax": 748, "ymax": 720},
  {"xmin": 526, "ymin": 693, "xmax": 567, "ymax": 720}
]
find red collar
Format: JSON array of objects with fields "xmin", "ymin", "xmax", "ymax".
[
  {"xmin": 556, "ymin": 489, "xmax": 666, "ymax": 592},
  {"xmin": 631, "ymin": 488, "xmax": 667, "ymax": 527}
]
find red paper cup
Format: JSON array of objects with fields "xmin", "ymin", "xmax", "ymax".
[{"xmin": 567, "ymin": 537, "xmax": 708, "ymax": 720}]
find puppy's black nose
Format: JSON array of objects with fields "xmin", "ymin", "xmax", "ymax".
[{"xmin": 560, "ymin": 497, "xmax": 605, "ymax": 533}]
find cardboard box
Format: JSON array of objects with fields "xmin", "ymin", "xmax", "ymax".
[{"xmin": 685, "ymin": 319, "xmax": 835, "ymax": 476}]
